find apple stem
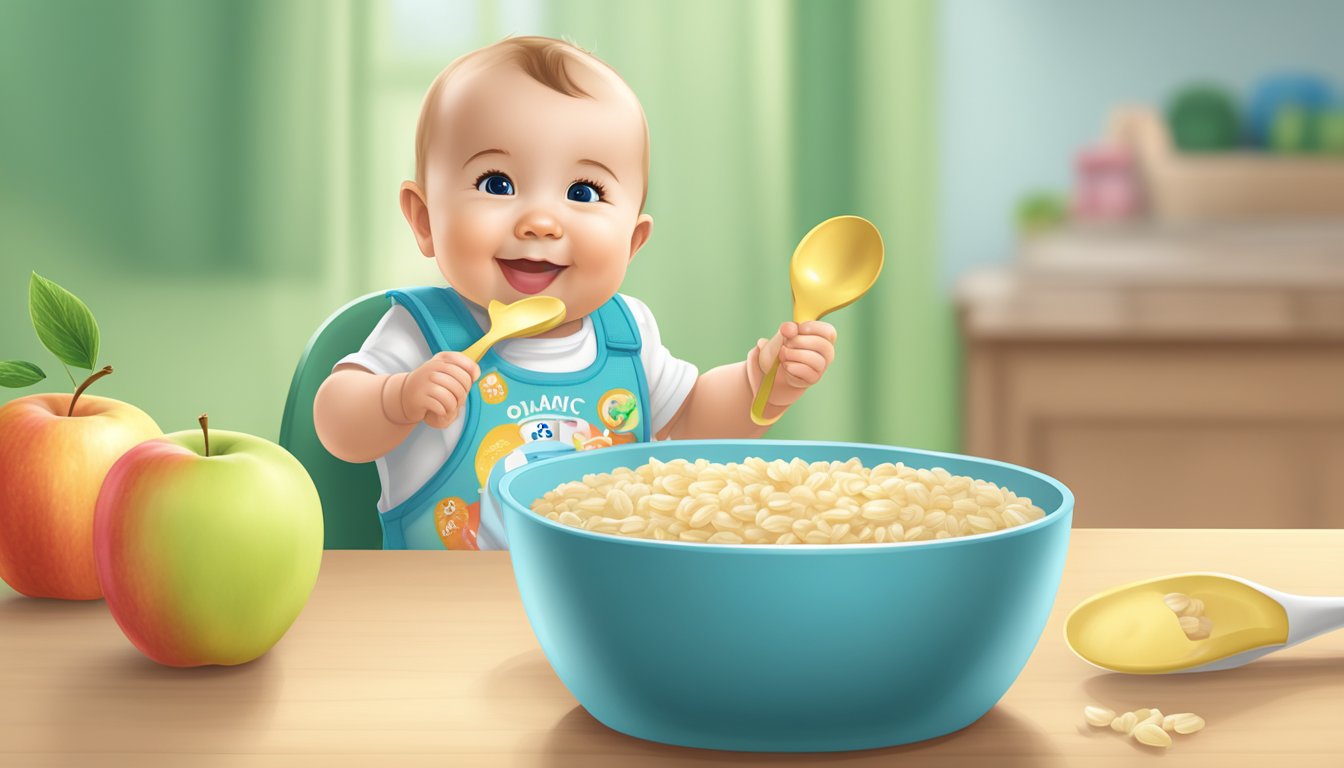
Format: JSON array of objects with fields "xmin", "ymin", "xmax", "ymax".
[
  {"xmin": 199, "ymin": 413, "xmax": 210, "ymax": 457},
  {"xmin": 68, "ymin": 365, "xmax": 113, "ymax": 417}
]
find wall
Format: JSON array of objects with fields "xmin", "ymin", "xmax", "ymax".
[{"xmin": 938, "ymin": 0, "xmax": 1344, "ymax": 286}]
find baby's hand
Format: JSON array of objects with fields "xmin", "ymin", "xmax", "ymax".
[
  {"xmin": 395, "ymin": 352, "xmax": 481, "ymax": 429},
  {"xmin": 746, "ymin": 321, "xmax": 837, "ymax": 409}
]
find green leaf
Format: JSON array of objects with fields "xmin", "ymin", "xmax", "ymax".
[
  {"xmin": 29, "ymin": 272, "xmax": 100, "ymax": 370},
  {"xmin": 0, "ymin": 360, "xmax": 46, "ymax": 388}
]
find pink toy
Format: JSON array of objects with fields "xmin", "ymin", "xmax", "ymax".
[{"xmin": 1072, "ymin": 143, "xmax": 1143, "ymax": 220}]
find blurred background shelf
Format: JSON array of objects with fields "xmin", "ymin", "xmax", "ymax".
[
  {"xmin": 1018, "ymin": 220, "xmax": 1344, "ymax": 285},
  {"xmin": 1111, "ymin": 106, "xmax": 1344, "ymax": 221},
  {"xmin": 959, "ymin": 221, "xmax": 1344, "ymax": 528}
]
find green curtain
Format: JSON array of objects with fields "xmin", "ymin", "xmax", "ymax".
[
  {"xmin": 0, "ymin": 0, "xmax": 356, "ymax": 440},
  {"xmin": 0, "ymin": 0, "xmax": 952, "ymax": 450},
  {"xmin": 533, "ymin": 0, "xmax": 954, "ymax": 449}
]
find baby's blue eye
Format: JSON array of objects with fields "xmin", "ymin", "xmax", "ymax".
[
  {"xmin": 567, "ymin": 182, "xmax": 602, "ymax": 203},
  {"xmin": 478, "ymin": 174, "xmax": 514, "ymax": 195}
]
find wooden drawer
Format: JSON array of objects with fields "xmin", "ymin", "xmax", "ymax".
[{"xmin": 965, "ymin": 339, "xmax": 1344, "ymax": 528}]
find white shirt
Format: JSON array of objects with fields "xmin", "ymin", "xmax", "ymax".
[{"xmin": 336, "ymin": 293, "xmax": 698, "ymax": 512}]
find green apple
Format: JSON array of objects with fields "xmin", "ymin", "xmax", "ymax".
[
  {"xmin": 0, "ymin": 391, "xmax": 161, "ymax": 599},
  {"xmin": 93, "ymin": 416, "xmax": 323, "ymax": 666}
]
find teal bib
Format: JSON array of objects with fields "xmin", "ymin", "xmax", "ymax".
[{"xmin": 378, "ymin": 287, "xmax": 651, "ymax": 550}]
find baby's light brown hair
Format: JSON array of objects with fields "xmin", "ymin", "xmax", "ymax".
[{"xmin": 413, "ymin": 36, "xmax": 650, "ymax": 209}]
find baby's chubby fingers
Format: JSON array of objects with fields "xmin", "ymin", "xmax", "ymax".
[
  {"xmin": 424, "ymin": 411, "xmax": 456, "ymax": 430},
  {"xmin": 781, "ymin": 324, "xmax": 837, "ymax": 364},
  {"xmin": 778, "ymin": 347, "xmax": 828, "ymax": 388},
  {"xmin": 418, "ymin": 352, "xmax": 478, "ymax": 407},
  {"xmin": 414, "ymin": 389, "xmax": 450, "ymax": 426},
  {"xmin": 781, "ymin": 320, "xmax": 836, "ymax": 343},
  {"xmin": 429, "ymin": 367, "xmax": 473, "ymax": 397},
  {"xmin": 777, "ymin": 321, "xmax": 836, "ymax": 388},
  {"xmin": 759, "ymin": 321, "xmax": 816, "ymax": 368},
  {"xmin": 427, "ymin": 372, "xmax": 469, "ymax": 409},
  {"xmin": 427, "ymin": 350, "xmax": 481, "ymax": 381},
  {"xmin": 420, "ymin": 381, "xmax": 464, "ymax": 429},
  {"xmin": 749, "ymin": 321, "xmax": 839, "ymax": 393},
  {"xmin": 792, "ymin": 320, "xmax": 837, "ymax": 344},
  {"xmin": 399, "ymin": 351, "xmax": 481, "ymax": 428}
]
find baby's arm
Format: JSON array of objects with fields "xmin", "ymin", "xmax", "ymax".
[
  {"xmin": 314, "ymin": 352, "xmax": 480, "ymax": 463},
  {"xmin": 658, "ymin": 321, "xmax": 837, "ymax": 440}
]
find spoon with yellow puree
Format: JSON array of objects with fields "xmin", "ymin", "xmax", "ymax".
[
  {"xmin": 750, "ymin": 215, "xmax": 884, "ymax": 426},
  {"xmin": 462, "ymin": 297, "xmax": 567, "ymax": 362},
  {"xmin": 1065, "ymin": 572, "xmax": 1344, "ymax": 674}
]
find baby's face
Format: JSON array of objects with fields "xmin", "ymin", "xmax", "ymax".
[{"xmin": 416, "ymin": 60, "xmax": 651, "ymax": 329}]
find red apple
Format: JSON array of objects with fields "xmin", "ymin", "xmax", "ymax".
[
  {"xmin": 93, "ymin": 416, "xmax": 323, "ymax": 666},
  {"xmin": 0, "ymin": 393, "xmax": 162, "ymax": 599}
]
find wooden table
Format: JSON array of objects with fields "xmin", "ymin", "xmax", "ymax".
[{"xmin": 2, "ymin": 530, "xmax": 1341, "ymax": 767}]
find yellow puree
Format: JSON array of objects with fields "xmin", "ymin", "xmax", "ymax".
[{"xmin": 1066, "ymin": 574, "xmax": 1289, "ymax": 674}]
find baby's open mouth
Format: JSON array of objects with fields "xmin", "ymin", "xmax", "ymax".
[{"xmin": 497, "ymin": 258, "xmax": 567, "ymax": 295}]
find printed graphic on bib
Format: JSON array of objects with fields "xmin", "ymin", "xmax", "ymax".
[
  {"xmin": 471, "ymin": 390, "xmax": 643, "ymax": 488},
  {"xmin": 434, "ymin": 496, "xmax": 479, "ymax": 550},
  {"xmin": 475, "ymin": 423, "xmax": 525, "ymax": 488},
  {"xmin": 518, "ymin": 416, "xmax": 609, "ymax": 450},
  {"xmin": 478, "ymin": 372, "xmax": 508, "ymax": 404},
  {"xmin": 598, "ymin": 388, "xmax": 640, "ymax": 433}
]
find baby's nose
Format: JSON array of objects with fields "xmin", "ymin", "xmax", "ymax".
[{"xmin": 515, "ymin": 209, "xmax": 563, "ymax": 240}]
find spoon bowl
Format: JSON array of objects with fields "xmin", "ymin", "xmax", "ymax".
[
  {"xmin": 751, "ymin": 216, "xmax": 884, "ymax": 426},
  {"xmin": 1065, "ymin": 572, "xmax": 1344, "ymax": 674},
  {"xmin": 789, "ymin": 215, "xmax": 886, "ymax": 323},
  {"xmin": 463, "ymin": 296, "xmax": 567, "ymax": 362}
]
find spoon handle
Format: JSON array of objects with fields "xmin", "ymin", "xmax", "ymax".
[
  {"xmin": 750, "ymin": 311, "xmax": 816, "ymax": 427},
  {"xmin": 749, "ymin": 360, "xmax": 784, "ymax": 426},
  {"xmin": 1280, "ymin": 592, "xmax": 1344, "ymax": 646},
  {"xmin": 462, "ymin": 332, "xmax": 498, "ymax": 363}
]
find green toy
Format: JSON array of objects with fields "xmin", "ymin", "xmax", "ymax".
[
  {"xmin": 1016, "ymin": 192, "xmax": 1067, "ymax": 235},
  {"xmin": 1269, "ymin": 105, "xmax": 1312, "ymax": 153},
  {"xmin": 1168, "ymin": 85, "xmax": 1240, "ymax": 152},
  {"xmin": 1317, "ymin": 109, "xmax": 1344, "ymax": 154}
]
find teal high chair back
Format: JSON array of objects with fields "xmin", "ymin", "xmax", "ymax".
[{"xmin": 280, "ymin": 291, "xmax": 390, "ymax": 549}]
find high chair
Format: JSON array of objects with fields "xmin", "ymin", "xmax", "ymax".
[{"xmin": 279, "ymin": 291, "xmax": 390, "ymax": 549}]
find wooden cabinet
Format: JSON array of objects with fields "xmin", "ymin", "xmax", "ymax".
[{"xmin": 959, "ymin": 224, "xmax": 1344, "ymax": 528}]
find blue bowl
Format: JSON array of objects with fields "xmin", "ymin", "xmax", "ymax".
[{"xmin": 491, "ymin": 440, "xmax": 1073, "ymax": 752}]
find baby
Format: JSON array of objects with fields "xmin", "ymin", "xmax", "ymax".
[{"xmin": 314, "ymin": 36, "xmax": 838, "ymax": 550}]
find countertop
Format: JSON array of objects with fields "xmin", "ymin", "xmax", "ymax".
[
  {"xmin": 956, "ymin": 222, "xmax": 1344, "ymax": 341},
  {"xmin": 2, "ymin": 529, "xmax": 1341, "ymax": 767}
]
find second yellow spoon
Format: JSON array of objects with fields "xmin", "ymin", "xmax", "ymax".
[
  {"xmin": 750, "ymin": 215, "xmax": 884, "ymax": 426},
  {"xmin": 1065, "ymin": 572, "xmax": 1344, "ymax": 674},
  {"xmin": 462, "ymin": 296, "xmax": 567, "ymax": 362}
]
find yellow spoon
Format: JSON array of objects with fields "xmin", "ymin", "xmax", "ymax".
[
  {"xmin": 750, "ymin": 215, "xmax": 884, "ymax": 426},
  {"xmin": 1065, "ymin": 572, "xmax": 1344, "ymax": 674},
  {"xmin": 462, "ymin": 296, "xmax": 567, "ymax": 362}
]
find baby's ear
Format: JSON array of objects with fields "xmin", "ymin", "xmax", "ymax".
[
  {"xmin": 400, "ymin": 181, "xmax": 435, "ymax": 259},
  {"xmin": 628, "ymin": 213, "xmax": 653, "ymax": 261}
]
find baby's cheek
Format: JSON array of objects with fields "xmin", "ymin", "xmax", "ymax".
[
  {"xmin": 442, "ymin": 205, "xmax": 501, "ymax": 254},
  {"xmin": 571, "ymin": 229, "xmax": 633, "ymax": 284}
]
